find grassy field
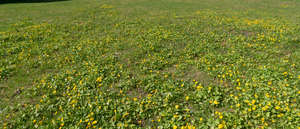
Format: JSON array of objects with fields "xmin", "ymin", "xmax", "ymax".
[{"xmin": 1, "ymin": 0, "xmax": 300, "ymax": 128}]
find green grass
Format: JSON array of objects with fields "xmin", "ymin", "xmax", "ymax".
[
  {"xmin": 0, "ymin": 0, "xmax": 100, "ymax": 31},
  {"xmin": 1, "ymin": 0, "xmax": 300, "ymax": 128}
]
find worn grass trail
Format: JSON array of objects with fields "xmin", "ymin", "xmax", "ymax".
[{"xmin": 1, "ymin": 0, "xmax": 300, "ymax": 128}]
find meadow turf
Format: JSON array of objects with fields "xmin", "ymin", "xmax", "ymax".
[{"xmin": 0, "ymin": 0, "xmax": 299, "ymax": 128}]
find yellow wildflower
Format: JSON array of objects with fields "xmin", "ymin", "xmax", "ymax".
[
  {"xmin": 213, "ymin": 100, "xmax": 219, "ymax": 105},
  {"xmin": 92, "ymin": 121, "xmax": 97, "ymax": 125},
  {"xmin": 185, "ymin": 96, "xmax": 189, "ymax": 101},
  {"xmin": 218, "ymin": 124, "xmax": 224, "ymax": 129},
  {"xmin": 173, "ymin": 125, "xmax": 178, "ymax": 129}
]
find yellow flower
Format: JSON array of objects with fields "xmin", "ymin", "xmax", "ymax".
[
  {"xmin": 173, "ymin": 125, "xmax": 178, "ymax": 129},
  {"xmin": 268, "ymin": 81, "xmax": 272, "ymax": 86},
  {"xmin": 200, "ymin": 117, "xmax": 203, "ymax": 121},
  {"xmin": 196, "ymin": 85, "xmax": 202, "ymax": 90},
  {"xmin": 277, "ymin": 114, "xmax": 283, "ymax": 118},
  {"xmin": 213, "ymin": 100, "xmax": 219, "ymax": 105},
  {"xmin": 90, "ymin": 117, "xmax": 94, "ymax": 121},
  {"xmin": 282, "ymin": 72, "xmax": 288, "ymax": 75},
  {"xmin": 218, "ymin": 124, "xmax": 224, "ymax": 129},
  {"xmin": 185, "ymin": 96, "xmax": 189, "ymax": 101},
  {"xmin": 251, "ymin": 100, "xmax": 256, "ymax": 104},
  {"xmin": 262, "ymin": 106, "xmax": 269, "ymax": 111},
  {"xmin": 92, "ymin": 121, "xmax": 97, "ymax": 125},
  {"xmin": 187, "ymin": 125, "xmax": 196, "ymax": 129},
  {"xmin": 219, "ymin": 115, "xmax": 223, "ymax": 119},
  {"xmin": 175, "ymin": 105, "xmax": 179, "ymax": 109},
  {"xmin": 164, "ymin": 74, "xmax": 168, "ymax": 78},
  {"xmin": 96, "ymin": 77, "xmax": 102, "ymax": 83}
]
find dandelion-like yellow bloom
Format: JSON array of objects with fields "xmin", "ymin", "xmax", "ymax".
[
  {"xmin": 173, "ymin": 125, "xmax": 178, "ymax": 129},
  {"xmin": 218, "ymin": 124, "xmax": 224, "ymax": 129},
  {"xmin": 185, "ymin": 96, "xmax": 189, "ymax": 101},
  {"xmin": 213, "ymin": 100, "xmax": 219, "ymax": 105},
  {"xmin": 92, "ymin": 121, "xmax": 97, "ymax": 125}
]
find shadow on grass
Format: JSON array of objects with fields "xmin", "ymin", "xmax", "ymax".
[{"xmin": 0, "ymin": 0, "xmax": 69, "ymax": 4}]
